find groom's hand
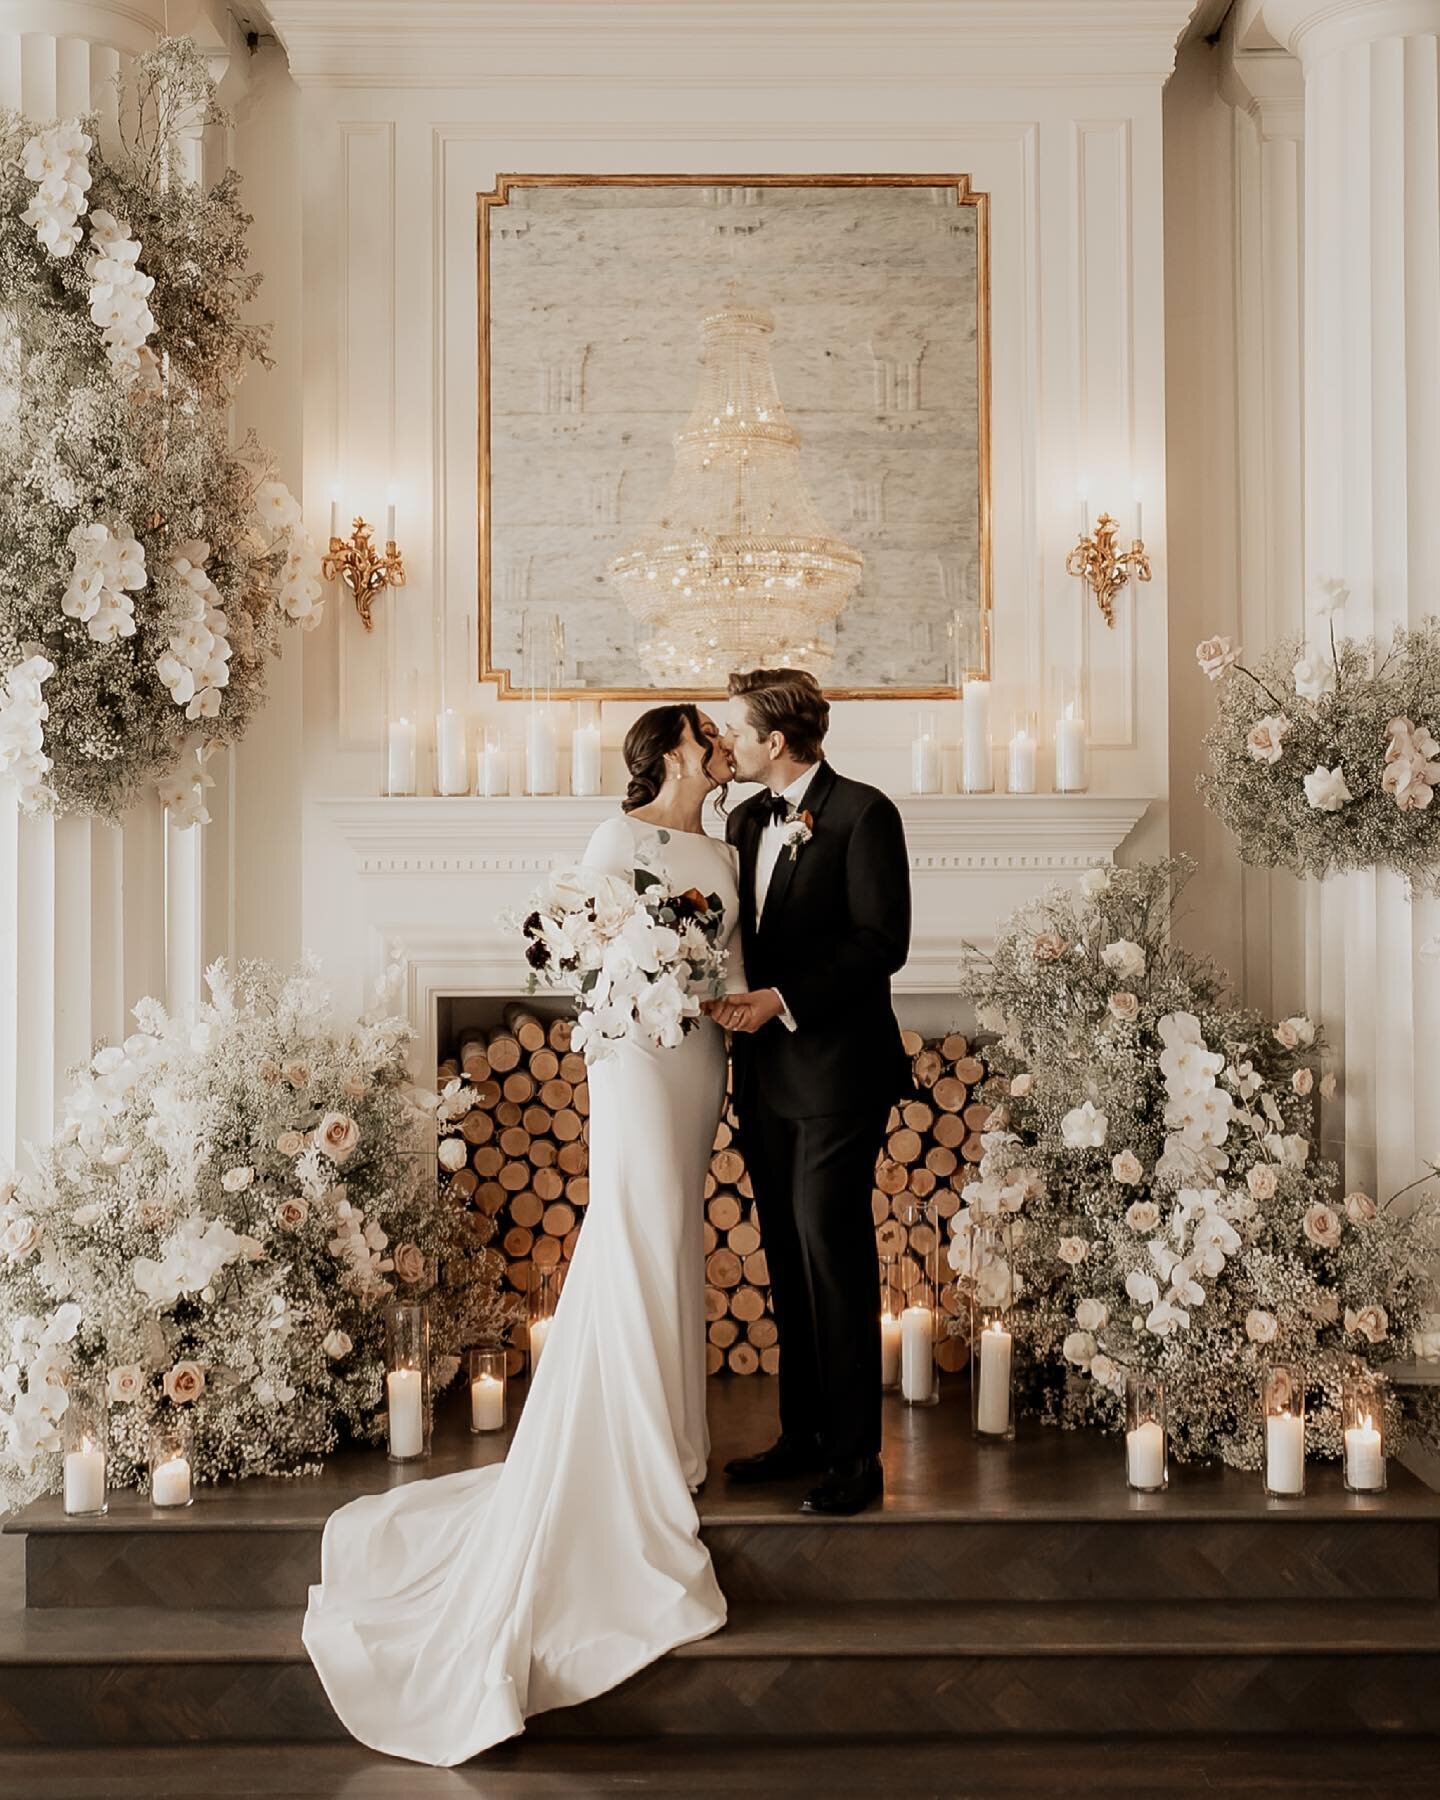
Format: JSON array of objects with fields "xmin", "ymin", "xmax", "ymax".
[{"xmin": 711, "ymin": 989, "xmax": 785, "ymax": 1034}]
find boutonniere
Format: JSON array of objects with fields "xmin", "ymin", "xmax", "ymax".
[{"xmin": 783, "ymin": 808, "xmax": 814, "ymax": 861}]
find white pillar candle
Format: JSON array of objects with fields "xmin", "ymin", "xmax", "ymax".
[
  {"xmin": 63, "ymin": 1445, "xmax": 106, "ymax": 1515},
  {"xmin": 151, "ymin": 1454, "xmax": 192, "ymax": 1508},
  {"xmin": 881, "ymin": 1312, "xmax": 902, "ymax": 1387},
  {"xmin": 961, "ymin": 679, "xmax": 992, "ymax": 792},
  {"xmin": 976, "ymin": 1320, "xmax": 1012, "ymax": 1435},
  {"xmin": 910, "ymin": 733, "xmax": 942, "ymax": 795},
  {"xmin": 526, "ymin": 712, "xmax": 557, "ymax": 795},
  {"xmin": 900, "ymin": 1304, "xmax": 935, "ymax": 1402},
  {"xmin": 386, "ymin": 1368, "xmax": 425, "ymax": 1458},
  {"xmin": 570, "ymin": 724, "xmax": 602, "ymax": 796},
  {"xmin": 1126, "ymin": 1419, "xmax": 1165, "ymax": 1490},
  {"xmin": 385, "ymin": 487, "xmax": 397, "ymax": 543},
  {"xmin": 470, "ymin": 1374, "xmax": 505, "ymax": 1433},
  {"xmin": 1054, "ymin": 706, "xmax": 1087, "ymax": 793},
  {"xmin": 528, "ymin": 1315, "xmax": 552, "ymax": 1372},
  {"xmin": 1006, "ymin": 727, "xmax": 1037, "ymax": 794},
  {"xmin": 1344, "ymin": 1416, "xmax": 1384, "ymax": 1491},
  {"xmin": 328, "ymin": 494, "xmax": 339, "ymax": 540},
  {"xmin": 386, "ymin": 717, "xmax": 417, "ymax": 795},
  {"xmin": 478, "ymin": 738, "xmax": 509, "ymax": 797},
  {"xmin": 435, "ymin": 710, "xmax": 468, "ymax": 795},
  {"xmin": 1265, "ymin": 1412, "xmax": 1305, "ymax": 1495}
]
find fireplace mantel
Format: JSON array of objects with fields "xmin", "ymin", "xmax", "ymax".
[{"xmin": 315, "ymin": 791, "xmax": 1151, "ymax": 1071}]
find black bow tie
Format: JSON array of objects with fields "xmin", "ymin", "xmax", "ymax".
[{"xmin": 761, "ymin": 791, "xmax": 793, "ymax": 825}]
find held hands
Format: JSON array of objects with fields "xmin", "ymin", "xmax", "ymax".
[{"xmin": 703, "ymin": 989, "xmax": 786, "ymax": 1034}]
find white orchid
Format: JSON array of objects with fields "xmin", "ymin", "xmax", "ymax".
[{"xmin": 1060, "ymin": 1102, "xmax": 1108, "ymax": 1149}]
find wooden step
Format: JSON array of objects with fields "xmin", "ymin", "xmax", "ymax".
[{"xmin": 3, "ymin": 1600, "xmax": 1440, "ymax": 1745}]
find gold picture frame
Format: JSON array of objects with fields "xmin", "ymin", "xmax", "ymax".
[{"xmin": 477, "ymin": 172, "xmax": 992, "ymax": 700}]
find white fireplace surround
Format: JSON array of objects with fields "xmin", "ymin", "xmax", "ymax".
[{"xmin": 318, "ymin": 791, "xmax": 1151, "ymax": 1075}]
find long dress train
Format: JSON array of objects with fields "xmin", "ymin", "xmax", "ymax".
[{"xmin": 301, "ymin": 815, "xmax": 740, "ymax": 1765}]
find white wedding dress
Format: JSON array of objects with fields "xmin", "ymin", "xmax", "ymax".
[{"xmin": 302, "ymin": 815, "xmax": 742, "ymax": 1765}]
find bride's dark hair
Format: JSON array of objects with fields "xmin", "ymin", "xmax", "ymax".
[{"xmin": 621, "ymin": 703, "xmax": 709, "ymax": 813}]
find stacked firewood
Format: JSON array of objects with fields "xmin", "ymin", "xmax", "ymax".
[{"xmin": 439, "ymin": 1016, "xmax": 992, "ymax": 1378}]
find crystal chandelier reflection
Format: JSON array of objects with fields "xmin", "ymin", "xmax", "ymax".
[{"xmin": 608, "ymin": 302, "xmax": 863, "ymax": 684}]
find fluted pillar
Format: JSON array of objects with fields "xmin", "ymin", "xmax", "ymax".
[
  {"xmin": 1266, "ymin": 0, "xmax": 1440, "ymax": 1198},
  {"xmin": 0, "ymin": 2, "xmax": 172, "ymax": 1165}
]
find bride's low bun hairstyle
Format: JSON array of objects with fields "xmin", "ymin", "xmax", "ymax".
[{"xmin": 621, "ymin": 703, "xmax": 706, "ymax": 813}]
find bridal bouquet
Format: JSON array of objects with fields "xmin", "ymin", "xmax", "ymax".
[
  {"xmin": 1195, "ymin": 604, "xmax": 1440, "ymax": 891},
  {"xmin": 517, "ymin": 836, "xmax": 728, "ymax": 1062},
  {"xmin": 959, "ymin": 857, "xmax": 1440, "ymax": 1470}
]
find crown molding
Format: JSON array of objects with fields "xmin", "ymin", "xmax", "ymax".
[{"xmin": 260, "ymin": 1, "xmax": 1202, "ymax": 89}]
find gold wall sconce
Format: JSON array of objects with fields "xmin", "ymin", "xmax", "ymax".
[
  {"xmin": 322, "ymin": 507, "xmax": 406, "ymax": 633},
  {"xmin": 1066, "ymin": 512, "xmax": 1150, "ymax": 628}
]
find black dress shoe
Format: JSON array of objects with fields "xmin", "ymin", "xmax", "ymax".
[
  {"xmin": 723, "ymin": 1433, "xmax": 825, "ymax": 1484},
  {"xmin": 800, "ymin": 1456, "xmax": 884, "ymax": 1516}
]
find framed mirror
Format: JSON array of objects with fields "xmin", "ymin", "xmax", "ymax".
[{"xmin": 477, "ymin": 173, "xmax": 990, "ymax": 699}]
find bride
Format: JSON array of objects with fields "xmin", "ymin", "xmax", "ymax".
[{"xmin": 302, "ymin": 703, "xmax": 743, "ymax": 1766}]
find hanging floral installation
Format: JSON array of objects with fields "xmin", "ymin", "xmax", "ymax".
[
  {"xmin": 0, "ymin": 39, "xmax": 323, "ymax": 825},
  {"xmin": 1195, "ymin": 589, "xmax": 1440, "ymax": 891},
  {"xmin": 957, "ymin": 859, "xmax": 1440, "ymax": 1470},
  {"xmin": 0, "ymin": 960, "xmax": 518, "ymax": 1515}
]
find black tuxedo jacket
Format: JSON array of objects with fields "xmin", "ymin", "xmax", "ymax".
[{"xmin": 725, "ymin": 761, "xmax": 912, "ymax": 1120}]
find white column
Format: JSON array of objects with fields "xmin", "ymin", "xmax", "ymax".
[
  {"xmin": 0, "ymin": 2, "xmax": 168, "ymax": 1163},
  {"xmin": 1266, "ymin": 0, "xmax": 1440, "ymax": 1198}
]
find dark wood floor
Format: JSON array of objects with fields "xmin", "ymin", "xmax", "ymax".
[{"xmin": 0, "ymin": 1735, "xmax": 1435, "ymax": 1798}]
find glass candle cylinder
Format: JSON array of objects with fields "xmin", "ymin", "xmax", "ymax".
[
  {"xmin": 1262, "ymin": 1362, "xmax": 1306, "ymax": 1497},
  {"xmin": 961, "ymin": 678, "xmax": 993, "ymax": 793},
  {"xmin": 570, "ymin": 698, "xmax": 602, "ymax": 797},
  {"xmin": 1006, "ymin": 709, "xmax": 1038, "ymax": 794},
  {"xmin": 1125, "ymin": 1372, "xmax": 1168, "ymax": 1492},
  {"xmin": 965, "ymin": 1219, "xmax": 1014, "ymax": 1440},
  {"xmin": 62, "ymin": 1375, "xmax": 108, "ymax": 1517},
  {"xmin": 435, "ymin": 708, "xmax": 469, "ymax": 795},
  {"xmin": 477, "ymin": 723, "xmax": 510, "ymax": 797},
  {"xmin": 385, "ymin": 1299, "xmax": 432, "ymax": 1463},
  {"xmin": 879, "ymin": 1257, "xmax": 902, "ymax": 1392},
  {"xmin": 528, "ymin": 1266, "xmax": 560, "ymax": 1377},
  {"xmin": 383, "ymin": 664, "xmax": 419, "ymax": 797},
  {"xmin": 1342, "ymin": 1372, "xmax": 1387, "ymax": 1493},
  {"xmin": 1050, "ymin": 667, "xmax": 1089, "ymax": 794},
  {"xmin": 468, "ymin": 1345, "xmax": 508, "ymax": 1435},
  {"xmin": 148, "ymin": 1414, "xmax": 194, "ymax": 1508},
  {"xmin": 910, "ymin": 708, "xmax": 942, "ymax": 795},
  {"xmin": 895, "ymin": 1195, "xmax": 941, "ymax": 1406},
  {"xmin": 525, "ymin": 708, "xmax": 558, "ymax": 795}
]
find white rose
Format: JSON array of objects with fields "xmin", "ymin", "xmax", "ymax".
[
  {"xmin": 1101, "ymin": 939, "xmax": 1146, "ymax": 982},
  {"xmin": 1108, "ymin": 992, "xmax": 1140, "ymax": 1024},
  {"xmin": 276, "ymin": 1130, "xmax": 306, "ymax": 1156},
  {"xmin": 1344, "ymin": 1304, "xmax": 1389, "ymax": 1344},
  {"xmin": 162, "ymin": 1360, "xmax": 205, "ymax": 1404},
  {"xmin": 1124, "ymin": 1200, "xmax": 1161, "ymax": 1233},
  {"xmin": 1293, "ymin": 653, "xmax": 1337, "ymax": 701},
  {"xmin": 1245, "ymin": 1309, "xmax": 1278, "ymax": 1344},
  {"xmin": 1196, "ymin": 635, "xmax": 1241, "ymax": 681},
  {"xmin": 1089, "ymin": 1353, "xmax": 1119, "ymax": 1389},
  {"xmin": 1303, "ymin": 764, "xmax": 1352, "ymax": 812},
  {"xmin": 1057, "ymin": 1236, "xmax": 1089, "ymax": 1265},
  {"xmin": 1247, "ymin": 1163, "xmax": 1279, "ymax": 1200},
  {"xmin": 221, "ymin": 1165, "xmax": 253, "ymax": 1193},
  {"xmin": 322, "ymin": 1329, "xmax": 353, "ymax": 1360},
  {"xmin": 2, "ymin": 1215, "xmax": 41, "ymax": 1260},
  {"xmin": 317, "ymin": 1112, "xmax": 360, "ymax": 1163},
  {"xmin": 275, "ymin": 1197, "xmax": 308, "ymax": 1232},
  {"xmin": 438, "ymin": 1137, "xmax": 468, "ymax": 1172},
  {"xmin": 1063, "ymin": 1330, "xmax": 1097, "ymax": 1367},
  {"xmin": 1075, "ymin": 1298, "xmax": 1108, "ymax": 1332},
  {"xmin": 1280, "ymin": 1134, "xmax": 1310, "ymax": 1167},
  {"xmin": 1344, "ymin": 1190, "xmax": 1378, "ymax": 1224},
  {"xmin": 1112, "ymin": 1150, "xmax": 1144, "ymax": 1186},
  {"xmin": 1280, "ymin": 1015, "xmax": 1315, "ymax": 1047},
  {"xmin": 1080, "ymin": 866, "xmax": 1112, "ymax": 897},
  {"xmin": 1061, "ymin": 1102, "xmax": 1108, "ymax": 1149},
  {"xmin": 1319, "ymin": 1072, "xmax": 1337, "ymax": 1101},
  {"xmin": 1009, "ymin": 1073, "xmax": 1033, "ymax": 1098},
  {"xmin": 1245, "ymin": 715, "xmax": 1289, "ymax": 764},
  {"xmin": 1292, "ymin": 1068, "xmax": 1314, "ymax": 1096},
  {"xmin": 107, "ymin": 1363, "xmax": 144, "ymax": 1404}
]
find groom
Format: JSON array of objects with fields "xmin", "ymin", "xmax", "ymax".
[{"xmin": 708, "ymin": 669, "xmax": 912, "ymax": 1515}]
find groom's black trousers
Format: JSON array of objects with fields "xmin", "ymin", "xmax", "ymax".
[{"xmin": 737, "ymin": 1097, "xmax": 890, "ymax": 1466}]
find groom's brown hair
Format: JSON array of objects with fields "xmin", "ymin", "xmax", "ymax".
[{"xmin": 727, "ymin": 668, "xmax": 829, "ymax": 764}]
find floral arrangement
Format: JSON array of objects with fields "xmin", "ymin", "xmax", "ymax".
[
  {"xmin": 0, "ymin": 39, "xmax": 324, "ymax": 825},
  {"xmin": 0, "ymin": 959, "xmax": 512, "ymax": 1515},
  {"xmin": 1195, "ymin": 595, "xmax": 1440, "ymax": 890},
  {"xmin": 957, "ymin": 857, "xmax": 1440, "ymax": 1469},
  {"xmin": 516, "ymin": 831, "xmax": 729, "ymax": 1062}
]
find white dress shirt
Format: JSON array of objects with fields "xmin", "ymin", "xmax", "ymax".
[{"xmin": 752, "ymin": 763, "xmax": 819, "ymax": 1031}]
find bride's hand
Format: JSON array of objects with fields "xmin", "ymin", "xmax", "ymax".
[{"xmin": 708, "ymin": 990, "xmax": 784, "ymax": 1034}]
